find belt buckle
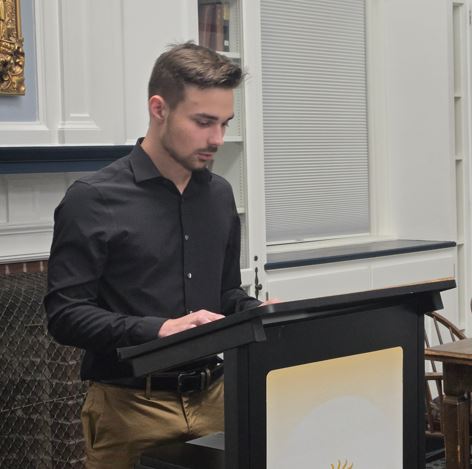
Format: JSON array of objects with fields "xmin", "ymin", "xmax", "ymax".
[
  {"xmin": 201, "ymin": 367, "xmax": 211, "ymax": 391},
  {"xmin": 177, "ymin": 367, "xmax": 211, "ymax": 393}
]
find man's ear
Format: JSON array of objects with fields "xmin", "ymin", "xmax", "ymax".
[{"xmin": 149, "ymin": 95, "xmax": 168, "ymax": 122}]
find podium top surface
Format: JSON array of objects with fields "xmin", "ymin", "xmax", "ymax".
[{"xmin": 117, "ymin": 279, "xmax": 455, "ymax": 368}]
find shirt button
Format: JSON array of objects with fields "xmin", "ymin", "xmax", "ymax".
[
  {"xmin": 184, "ymin": 234, "xmax": 190, "ymax": 241},
  {"xmin": 187, "ymin": 272, "xmax": 192, "ymax": 279}
]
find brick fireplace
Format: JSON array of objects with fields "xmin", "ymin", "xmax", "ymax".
[{"xmin": 0, "ymin": 261, "xmax": 87, "ymax": 468}]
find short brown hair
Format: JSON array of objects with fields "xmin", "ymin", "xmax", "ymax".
[{"xmin": 148, "ymin": 41, "xmax": 244, "ymax": 108}]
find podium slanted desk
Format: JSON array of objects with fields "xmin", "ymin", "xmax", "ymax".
[{"xmin": 117, "ymin": 280, "xmax": 455, "ymax": 469}]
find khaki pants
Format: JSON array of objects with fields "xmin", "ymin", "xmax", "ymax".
[{"xmin": 81, "ymin": 378, "xmax": 224, "ymax": 469}]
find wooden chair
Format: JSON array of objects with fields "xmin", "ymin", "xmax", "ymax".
[{"xmin": 424, "ymin": 311, "xmax": 467, "ymax": 460}]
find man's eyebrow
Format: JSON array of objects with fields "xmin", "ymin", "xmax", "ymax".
[{"xmin": 194, "ymin": 113, "xmax": 235, "ymax": 121}]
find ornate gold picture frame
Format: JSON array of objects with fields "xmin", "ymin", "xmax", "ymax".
[{"xmin": 0, "ymin": 0, "xmax": 25, "ymax": 95}]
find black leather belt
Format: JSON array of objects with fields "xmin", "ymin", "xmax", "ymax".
[{"xmin": 98, "ymin": 359, "xmax": 223, "ymax": 395}]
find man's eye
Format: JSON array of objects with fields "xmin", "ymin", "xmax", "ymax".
[{"xmin": 196, "ymin": 120, "xmax": 211, "ymax": 127}]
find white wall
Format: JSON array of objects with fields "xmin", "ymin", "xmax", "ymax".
[
  {"xmin": 0, "ymin": 172, "xmax": 84, "ymax": 261},
  {"xmin": 380, "ymin": 0, "xmax": 456, "ymax": 241}
]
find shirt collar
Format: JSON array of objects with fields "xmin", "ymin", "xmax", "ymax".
[{"xmin": 130, "ymin": 138, "xmax": 212, "ymax": 185}]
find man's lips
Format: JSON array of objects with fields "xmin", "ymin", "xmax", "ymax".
[{"xmin": 196, "ymin": 152, "xmax": 214, "ymax": 160}]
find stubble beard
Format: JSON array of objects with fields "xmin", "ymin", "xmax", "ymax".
[{"xmin": 162, "ymin": 137, "xmax": 217, "ymax": 173}]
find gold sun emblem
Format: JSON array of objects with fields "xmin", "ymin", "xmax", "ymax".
[{"xmin": 330, "ymin": 461, "xmax": 353, "ymax": 469}]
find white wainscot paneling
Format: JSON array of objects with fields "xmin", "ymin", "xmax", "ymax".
[
  {"xmin": 370, "ymin": 250, "xmax": 455, "ymax": 289},
  {"xmin": 0, "ymin": 178, "xmax": 7, "ymax": 223},
  {"xmin": 371, "ymin": 249, "xmax": 458, "ymax": 326},
  {"xmin": 267, "ymin": 263, "xmax": 371, "ymax": 302},
  {"xmin": 5, "ymin": 176, "xmax": 44, "ymax": 224},
  {"xmin": 3, "ymin": 174, "xmax": 65, "ymax": 223},
  {"xmin": 267, "ymin": 249, "xmax": 457, "ymax": 322},
  {"xmin": 0, "ymin": 225, "xmax": 54, "ymax": 261},
  {"xmin": 0, "ymin": 173, "xmax": 83, "ymax": 261}
]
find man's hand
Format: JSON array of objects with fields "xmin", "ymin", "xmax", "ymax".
[{"xmin": 158, "ymin": 310, "xmax": 225, "ymax": 338}]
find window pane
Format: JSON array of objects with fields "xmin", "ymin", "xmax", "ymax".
[{"xmin": 261, "ymin": 0, "xmax": 370, "ymax": 244}]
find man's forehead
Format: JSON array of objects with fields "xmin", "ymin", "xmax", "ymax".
[{"xmin": 177, "ymin": 86, "xmax": 234, "ymax": 118}]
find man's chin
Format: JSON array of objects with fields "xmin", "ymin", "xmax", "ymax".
[
  {"xmin": 193, "ymin": 162, "xmax": 212, "ymax": 172},
  {"xmin": 192, "ymin": 158, "xmax": 213, "ymax": 171}
]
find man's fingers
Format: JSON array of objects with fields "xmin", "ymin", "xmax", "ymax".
[
  {"xmin": 189, "ymin": 310, "xmax": 224, "ymax": 326},
  {"xmin": 158, "ymin": 310, "xmax": 224, "ymax": 338}
]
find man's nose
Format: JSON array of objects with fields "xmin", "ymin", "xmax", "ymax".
[{"xmin": 208, "ymin": 126, "xmax": 225, "ymax": 147}]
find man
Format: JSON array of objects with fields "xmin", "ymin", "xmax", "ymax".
[{"xmin": 45, "ymin": 42, "xmax": 266, "ymax": 469}]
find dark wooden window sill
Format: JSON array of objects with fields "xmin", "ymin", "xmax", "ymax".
[{"xmin": 265, "ymin": 239, "xmax": 456, "ymax": 270}]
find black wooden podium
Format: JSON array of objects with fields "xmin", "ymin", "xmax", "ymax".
[{"xmin": 117, "ymin": 279, "xmax": 455, "ymax": 469}]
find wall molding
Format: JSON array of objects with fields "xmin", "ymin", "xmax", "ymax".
[{"xmin": 0, "ymin": 222, "xmax": 52, "ymax": 236}]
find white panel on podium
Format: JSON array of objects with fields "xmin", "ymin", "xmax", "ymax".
[{"xmin": 266, "ymin": 347, "xmax": 403, "ymax": 469}]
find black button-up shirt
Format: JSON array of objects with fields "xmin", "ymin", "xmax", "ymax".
[{"xmin": 45, "ymin": 142, "xmax": 260, "ymax": 380}]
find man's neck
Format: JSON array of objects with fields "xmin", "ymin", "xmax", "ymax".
[{"xmin": 141, "ymin": 135, "xmax": 191, "ymax": 194}]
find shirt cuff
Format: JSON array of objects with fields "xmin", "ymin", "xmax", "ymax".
[
  {"xmin": 131, "ymin": 316, "xmax": 167, "ymax": 344},
  {"xmin": 237, "ymin": 297, "xmax": 262, "ymax": 312}
]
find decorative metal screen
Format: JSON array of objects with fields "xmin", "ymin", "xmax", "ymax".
[{"xmin": 0, "ymin": 270, "xmax": 87, "ymax": 468}]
